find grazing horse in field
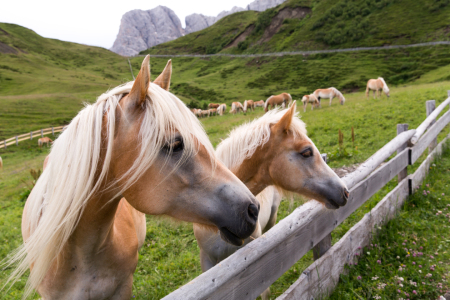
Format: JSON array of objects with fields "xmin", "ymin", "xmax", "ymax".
[
  {"xmin": 194, "ymin": 104, "xmax": 349, "ymax": 299},
  {"xmin": 7, "ymin": 56, "xmax": 258, "ymax": 300},
  {"xmin": 208, "ymin": 103, "xmax": 220, "ymax": 109},
  {"xmin": 243, "ymin": 100, "xmax": 255, "ymax": 113},
  {"xmin": 314, "ymin": 87, "xmax": 345, "ymax": 106},
  {"xmin": 38, "ymin": 137, "xmax": 53, "ymax": 148},
  {"xmin": 301, "ymin": 94, "xmax": 320, "ymax": 112},
  {"xmin": 0, "ymin": 156, "xmax": 2, "ymax": 170},
  {"xmin": 366, "ymin": 77, "xmax": 390, "ymax": 99},
  {"xmin": 200, "ymin": 110, "xmax": 210, "ymax": 117},
  {"xmin": 217, "ymin": 103, "xmax": 227, "ymax": 116},
  {"xmin": 254, "ymin": 100, "xmax": 265, "ymax": 108},
  {"xmin": 230, "ymin": 102, "xmax": 244, "ymax": 114},
  {"xmin": 264, "ymin": 93, "xmax": 292, "ymax": 112},
  {"xmin": 209, "ymin": 108, "xmax": 217, "ymax": 116}
]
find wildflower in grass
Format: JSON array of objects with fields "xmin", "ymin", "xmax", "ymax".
[
  {"xmin": 357, "ymin": 276, "xmax": 361, "ymax": 280},
  {"xmin": 423, "ymin": 190, "xmax": 428, "ymax": 195},
  {"xmin": 442, "ymin": 193, "xmax": 445, "ymax": 196},
  {"xmin": 397, "ymin": 256, "xmax": 400, "ymax": 259},
  {"xmin": 372, "ymin": 276, "xmax": 379, "ymax": 280},
  {"xmin": 413, "ymin": 290, "xmax": 417, "ymax": 294},
  {"xmin": 430, "ymin": 255, "xmax": 434, "ymax": 259},
  {"xmin": 412, "ymin": 241, "xmax": 416, "ymax": 245},
  {"xmin": 413, "ymin": 262, "xmax": 416, "ymax": 265},
  {"xmin": 426, "ymin": 273, "xmax": 432, "ymax": 278},
  {"xmin": 374, "ymin": 295, "xmax": 381, "ymax": 300},
  {"xmin": 377, "ymin": 260, "xmax": 381, "ymax": 264}
]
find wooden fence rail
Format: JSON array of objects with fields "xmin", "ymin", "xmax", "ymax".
[
  {"xmin": 162, "ymin": 92, "xmax": 450, "ymax": 300},
  {"xmin": 0, "ymin": 126, "xmax": 66, "ymax": 150}
]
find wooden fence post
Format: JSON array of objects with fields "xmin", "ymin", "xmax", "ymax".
[
  {"xmin": 30, "ymin": 131, "xmax": 33, "ymax": 140},
  {"xmin": 52, "ymin": 127, "xmax": 54, "ymax": 135},
  {"xmin": 41, "ymin": 129, "xmax": 44, "ymax": 138},
  {"xmin": 313, "ymin": 153, "xmax": 332, "ymax": 260},
  {"xmin": 426, "ymin": 100, "xmax": 437, "ymax": 152},
  {"xmin": 15, "ymin": 136, "xmax": 18, "ymax": 146},
  {"xmin": 397, "ymin": 124, "xmax": 408, "ymax": 182}
]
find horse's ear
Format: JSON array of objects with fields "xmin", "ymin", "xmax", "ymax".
[
  {"xmin": 129, "ymin": 55, "xmax": 151, "ymax": 105},
  {"xmin": 153, "ymin": 59, "xmax": 172, "ymax": 91},
  {"xmin": 273, "ymin": 101, "xmax": 296, "ymax": 133}
]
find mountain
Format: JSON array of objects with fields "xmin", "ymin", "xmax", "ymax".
[
  {"xmin": 110, "ymin": 6, "xmax": 184, "ymax": 56},
  {"xmin": 111, "ymin": 0, "xmax": 289, "ymax": 56},
  {"xmin": 146, "ymin": 0, "xmax": 450, "ymax": 55}
]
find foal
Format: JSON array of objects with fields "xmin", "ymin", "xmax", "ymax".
[
  {"xmin": 194, "ymin": 104, "xmax": 348, "ymax": 299},
  {"xmin": 301, "ymin": 94, "xmax": 320, "ymax": 112}
]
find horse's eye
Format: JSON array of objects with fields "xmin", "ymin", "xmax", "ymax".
[
  {"xmin": 300, "ymin": 148, "xmax": 313, "ymax": 158},
  {"xmin": 164, "ymin": 137, "xmax": 184, "ymax": 153}
]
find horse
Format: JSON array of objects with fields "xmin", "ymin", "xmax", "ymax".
[
  {"xmin": 264, "ymin": 93, "xmax": 292, "ymax": 112},
  {"xmin": 0, "ymin": 156, "xmax": 2, "ymax": 170},
  {"xmin": 194, "ymin": 103, "xmax": 348, "ymax": 299},
  {"xmin": 243, "ymin": 100, "xmax": 255, "ymax": 113},
  {"xmin": 5, "ymin": 56, "xmax": 259, "ymax": 299},
  {"xmin": 217, "ymin": 103, "xmax": 227, "ymax": 116},
  {"xmin": 208, "ymin": 103, "xmax": 220, "ymax": 109},
  {"xmin": 254, "ymin": 100, "xmax": 265, "ymax": 108},
  {"xmin": 209, "ymin": 108, "xmax": 217, "ymax": 116},
  {"xmin": 366, "ymin": 77, "xmax": 390, "ymax": 99},
  {"xmin": 230, "ymin": 102, "xmax": 244, "ymax": 114},
  {"xmin": 301, "ymin": 94, "xmax": 321, "ymax": 112},
  {"xmin": 38, "ymin": 137, "xmax": 53, "ymax": 148},
  {"xmin": 200, "ymin": 109, "xmax": 210, "ymax": 117},
  {"xmin": 313, "ymin": 87, "xmax": 345, "ymax": 106}
]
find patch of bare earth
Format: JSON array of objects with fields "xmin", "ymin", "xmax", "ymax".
[
  {"xmin": 0, "ymin": 42, "xmax": 18, "ymax": 54},
  {"xmin": 260, "ymin": 7, "xmax": 311, "ymax": 44},
  {"xmin": 332, "ymin": 164, "xmax": 361, "ymax": 178},
  {"xmin": 225, "ymin": 25, "xmax": 255, "ymax": 49}
]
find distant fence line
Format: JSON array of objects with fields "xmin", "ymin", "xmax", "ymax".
[
  {"xmin": 1, "ymin": 126, "xmax": 65, "ymax": 149},
  {"xmin": 137, "ymin": 41, "xmax": 450, "ymax": 58}
]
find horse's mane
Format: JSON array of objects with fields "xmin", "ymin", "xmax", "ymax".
[
  {"xmin": 331, "ymin": 87, "xmax": 345, "ymax": 103},
  {"xmin": 378, "ymin": 77, "xmax": 389, "ymax": 93},
  {"xmin": 216, "ymin": 107, "xmax": 306, "ymax": 173},
  {"xmin": 264, "ymin": 96, "xmax": 272, "ymax": 110},
  {"xmin": 4, "ymin": 81, "xmax": 216, "ymax": 298}
]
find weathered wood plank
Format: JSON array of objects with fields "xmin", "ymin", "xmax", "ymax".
[
  {"xmin": 411, "ymin": 97, "xmax": 450, "ymax": 144},
  {"xmin": 426, "ymin": 100, "xmax": 437, "ymax": 152},
  {"xmin": 277, "ymin": 178, "xmax": 410, "ymax": 300},
  {"xmin": 411, "ymin": 110, "xmax": 450, "ymax": 163},
  {"xmin": 162, "ymin": 149, "xmax": 409, "ymax": 300},
  {"xmin": 343, "ymin": 130, "xmax": 415, "ymax": 189},
  {"xmin": 277, "ymin": 136, "xmax": 449, "ymax": 300},
  {"xmin": 397, "ymin": 124, "xmax": 409, "ymax": 182}
]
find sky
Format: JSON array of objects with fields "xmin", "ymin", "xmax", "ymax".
[{"xmin": 0, "ymin": 0, "xmax": 256, "ymax": 50}]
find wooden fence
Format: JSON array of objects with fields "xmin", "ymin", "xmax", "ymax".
[
  {"xmin": 0, "ymin": 126, "xmax": 66, "ymax": 150},
  {"xmin": 162, "ymin": 91, "xmax": 450, "ymax": 300}
]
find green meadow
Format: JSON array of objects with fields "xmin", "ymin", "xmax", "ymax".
[{"xmin": 1, "ymin": 1, "xmax": 450, "ymax": 296}]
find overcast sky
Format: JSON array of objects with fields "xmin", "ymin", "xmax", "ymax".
[{"xmin": 0, "ymin": 0, "xmax": 256, "ymax": 50}]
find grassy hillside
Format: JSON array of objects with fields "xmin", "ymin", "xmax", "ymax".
[
  {"xmin": 0, "ymin": 23, "xmax": 134, "ymax": 139},
  {"xmin": 146, "ymin": 0, "xmax": 450, "ymax": 55}
]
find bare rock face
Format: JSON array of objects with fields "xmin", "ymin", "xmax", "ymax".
[
  {"xmin": 185, "ymin": 14, "xmax": 216, "ymax": 34},
  {"xmin": 246, "ymin": 0, "xmax": 287, "ymax": 11},
  {"xmin": 110, "ymin": 6, "xmax": 184, "ymax": 56}
]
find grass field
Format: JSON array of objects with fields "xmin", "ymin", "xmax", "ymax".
[
  {"xmin": 2, "ymin": 17, "xmax": 450, "ymax": 299},
  {"xmin": 1, "ymin": 80, "xmax": 450, "ymax": 299}
]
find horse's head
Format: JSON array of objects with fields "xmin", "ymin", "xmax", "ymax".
[
  {"xmin": 259, "ymin": 104, "xmax": 348, "ymax": 209},
  {"xmin": 110, "ymin": 56, "xmax": 259, "ymax": 246}
]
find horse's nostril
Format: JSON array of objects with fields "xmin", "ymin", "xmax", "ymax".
[
  {"xmin": 248, "ymin": 203, "xmax": 259, "ymax": 222},
  {"xmin": 343, "ymin": 188, "xmax": 350, "ymax": 200}
]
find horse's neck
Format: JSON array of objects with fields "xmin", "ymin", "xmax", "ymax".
[{"xmin": 233, "ymin": 146, "xmax": 272, "ymax": 196}]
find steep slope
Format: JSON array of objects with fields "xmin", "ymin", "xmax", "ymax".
[
  {"xmin": 146, "ymin": 0, "xmax": 450, "ymax": 55},
  {"xmin": 111, "ymin": 6, "xmax": 184, "ymax": 56},
  {"xmin": 0, "ymin": 23, "xmax": 132, "ymax": 138}
]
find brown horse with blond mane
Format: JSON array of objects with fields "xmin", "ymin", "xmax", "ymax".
[
  {"xmin": 6, "ymin": 56, "xmax": 259, "ymax": 299},
  {"xmin": 264, "ymin": 93, "xmax": 292, "ymax": 112},
  {"xmin": 194, "ymin": 104, "xmax": 348, "ymax": 299}
]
